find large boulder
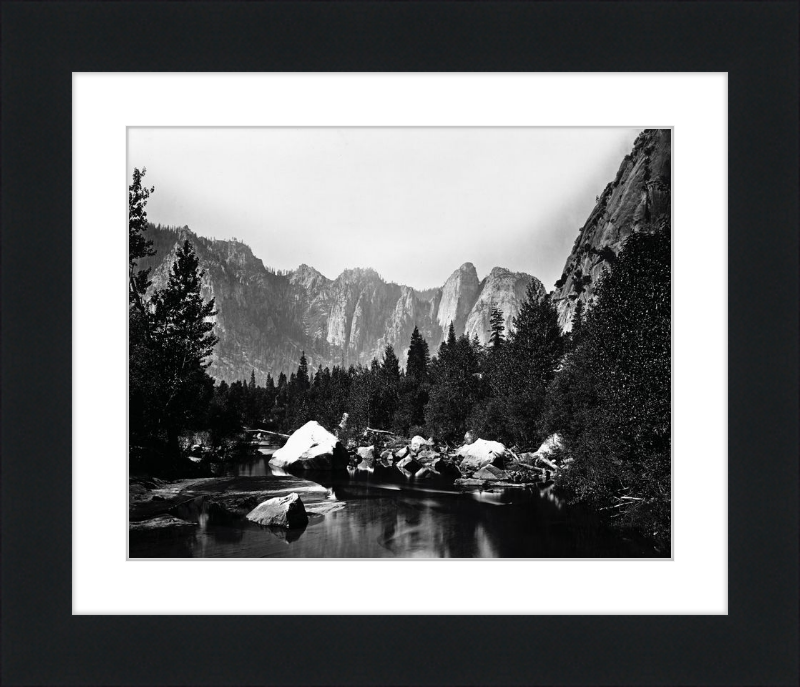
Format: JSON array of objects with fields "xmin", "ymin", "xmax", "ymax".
[
  {"xmin": 246, "ymin": 492, "xmax": 309, "ymax": 528},
  {"xmin": 456, "ymin": 439, "xmax": 509, "ymax": 472},
  {"xmin": 269, "ymin": 421, "xmax": 349, "ymax": 470},
  {"xmin": 356, "ymin": 445, "xmax": 376, "ymax": 471},
  {"xmin": 410, "ymin": 436, "xmax": 433, "ymax": 453},
  {"xmin": 395, "ymin": 446, "xmax": 409, "ymax": 460}
]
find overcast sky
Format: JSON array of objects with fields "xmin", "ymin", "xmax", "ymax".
[{"xmin": 128, "ymin": 127, "xmax": 642, "ymax": 290}]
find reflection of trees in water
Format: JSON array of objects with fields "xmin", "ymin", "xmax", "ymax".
[{"xmin": 130, "ymin": 472, "xmax": 658, "ymax": 558}]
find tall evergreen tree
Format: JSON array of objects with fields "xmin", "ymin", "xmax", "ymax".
[
  {"xmin": 406, "ymin": 325, "xmax": 430, "ymax": 380},
  {"xmin": 149, "ymin": 239, "xmax": 219, "ymax": 453},
  {"xmin": 128, "ymin": 167, "xmax": 155, "ymax": 314},
  {"xmin": 571, "ymin": 298, "xmax": 585, "ymax": 345},
  {"xmin": 381, "ymin": 344, "xmax": 400, "ymax": 380},
  {"xmin": 499, "ymin": 284, "xmax": 564, "ymax": 446},
  {"xmin": 426, "ymin": 332, "xmax": 482, "ymax": 442},
  {"xmin": 488, "ymin": 305, "xmax": 505, "ymax": 349},
  {"xmin": 296, "ymin": 351, "xmax": 310, "ymax": 391}
]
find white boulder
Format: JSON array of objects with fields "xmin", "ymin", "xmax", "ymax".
[
  {"xmin": 246, "ymin": 492, "xmax": 309, "ymax": 528},
  {"xmin": 356, "ymin": 445, "xmax": 376, "ymax": 471},
  {"xmin": 456, "ymin": 439, "xmax": 508, "ymax": 472},
  {"xmin": 269, "ymin": 421, "xmax": 349, "ymax": 470},
  {"xmin": 410, "ymin": 435, "xmax": 434, "ymax": 453}
]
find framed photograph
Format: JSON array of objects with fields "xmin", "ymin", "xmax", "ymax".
[
  {"xmin": 124, "ymin": 124, "xmax": 673, "ymax": 563},
  {"xmin": 3, "ymin": 1, "xmax": 798, "ymax": 686}
]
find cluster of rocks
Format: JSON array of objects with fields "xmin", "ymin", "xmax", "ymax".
[
  {"xmin": 266, "ymin": 420, "xmax": 567, "ymax": 491},
  {"xmin": 351, "ymin": 435, "xmax": 462, "ymax": 480},
  {"xmin": 130, "ymin": 423, "xmax": 571, "ymax": 536}
]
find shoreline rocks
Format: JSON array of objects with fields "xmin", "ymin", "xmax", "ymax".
[{"xmin": 129, "ymin": 515, "xmax": 197, "ymax": 532}]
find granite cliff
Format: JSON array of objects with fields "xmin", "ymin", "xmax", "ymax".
[
  {"xmin": 141, "ymin": 225, "xmax": 543, "ymax": 382},
  {"xmin": 551, "ymin": 129, "xmax": 671, "ymax": 329}
]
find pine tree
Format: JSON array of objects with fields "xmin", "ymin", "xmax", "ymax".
[
  {"xmin": 151, "ymin": 240, "xmax": 219, "ymax": 372},
  {"xmin": 501, "ymin": 284, "xmax": 564, "ymax": 446},
  {"xmin": 396, "ymin": 327, "xmax": 431, "ymax": 434},
  {"xmin": 249, "ymin": 369, "xmax": 256, "ymax": 389},
  {"xmin": 406, "ymin": 326, "xmax": 430, "ymax": 380},
  {"xmin": 571, "ymin": 298, "xmax": 585, "ymax": 344},
  {"xmin": 437, "ymin": 322, "xmax": 457, "ymax": 367},
  {"xmin": 489, "ymin": 305, "xmax": 505, "ymax": 349},
  {"xmin": 149, "ymin": 239, "xmax": 219, "ymax": 453},
  {"xmin": 128, "ymin": 167, "xmax": 155, "ymax": 314},
  {"xmin": 381, "ymin": 344, "xmax": 400, "ymax": 380},
  {"xmin": 426, "ymin": 332, "xmax": 482, "ymax": 442},
  {"xmin": 296, "ymin": 351, "xmax": 310, "ymax": 391}
]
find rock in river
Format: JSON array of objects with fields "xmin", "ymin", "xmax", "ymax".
[
  {"xmin": 356, "ymin": 445, "xmax": 376, "ymax": 471},
  {"xmin": 410, "ymin": 435, "xmax": 433, "ymax": 453},
  {"xmin": 456, "ymin": 439, "xmax": 509, "ymax": 472},
  {"xmin": 246, "ymin": 492, "xmax": 309, "ymax": 528},
  {"xmin": 269, "ymin": 420, "xmax": 349, "ymax": 470},
  {"xmin": 472, "ymin": 465, "xmax": 509, "ymax": 481},
  {"xmin": 129, "ymin": 515, "xmax": 197, "ymax": 532}
]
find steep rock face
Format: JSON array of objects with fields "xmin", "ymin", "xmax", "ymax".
[
  {"xmin": 143, "ymin": 227, "xmax": 308, "ymax": 383},
  {"xmin": 551, "ymin": 129, "xmax": 671, "ymax": 330},
  {"xmin": 464, "ymin": 267, "xmax": 544, "ymax": 344},
  {"xmin": 139, "ymin": 226, "xmax": 543, "ymax": 381},
  {"xmin": 437, "ymin": 262, "xmax": 481, "ymax": 336}
]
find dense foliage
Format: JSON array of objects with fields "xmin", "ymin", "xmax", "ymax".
[
  {"xmin": 545, "ymin": 219, "xmax": 672, "ymax": 549},
  {"xmin": 129, "ymin": 169, "xmax": 218, "ymax": 474}
]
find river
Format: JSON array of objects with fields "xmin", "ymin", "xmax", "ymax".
[{"xmin": 129, "ymin": 445, "xmax": 660, "ymax": 558}]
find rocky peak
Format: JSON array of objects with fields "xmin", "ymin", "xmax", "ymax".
[
  {"xmin": 551, "ymin": 129, "xmax": 671, "ymax": 330},
  {"xmin": 463, "ymin": 267, "xmax": 543, "ymax": 344},
  {"xmin": 437, "ymin": 262, "xmax": 481, "ymax": 335},
  {"xmin": 289, "ymin": 263, "xmax": 330, "ymax": 291},
  {"xmin": 338, "ymin": 267, "xmax": 381, "ymax": 285}
]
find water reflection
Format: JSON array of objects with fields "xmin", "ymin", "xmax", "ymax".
[{"xmin": 130, "ymin": 452, "xmax": 659, "ymax": 559}]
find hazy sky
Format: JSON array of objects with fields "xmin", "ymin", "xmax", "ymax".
[{"xmin": 128, "ymin": 127, "xmax": 642, "ymax": 290}]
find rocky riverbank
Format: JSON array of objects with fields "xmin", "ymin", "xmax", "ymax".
[{"xmin": 130, "ymin": 420, "xmax": 569, "ymax": 537}]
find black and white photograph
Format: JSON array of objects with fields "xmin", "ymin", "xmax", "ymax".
[{"xmin": 128, "ymin": 127, "xmax": 672, "ymax": 559}]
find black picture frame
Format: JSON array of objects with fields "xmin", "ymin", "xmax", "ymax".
[{"xmin": 2, "ymin": 1, "xmax": 798, "ymax": 685}]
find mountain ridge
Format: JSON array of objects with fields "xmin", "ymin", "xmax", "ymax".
[{"xmin": 141, "ymin": 224, "xmax": 543, "ymax": 382}]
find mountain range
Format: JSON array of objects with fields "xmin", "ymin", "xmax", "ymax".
[
  {"xmin": 141, "ymin": 128, "xmax": 670, "ymax": 382},
  {"xmin": 142, "ymin": 226, "xmax": 542, "ymax": 382}
]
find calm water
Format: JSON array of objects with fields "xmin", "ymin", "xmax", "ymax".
[{"xmin": 129, "ymin": 449, "xmax": 660, "ymax": 558}]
